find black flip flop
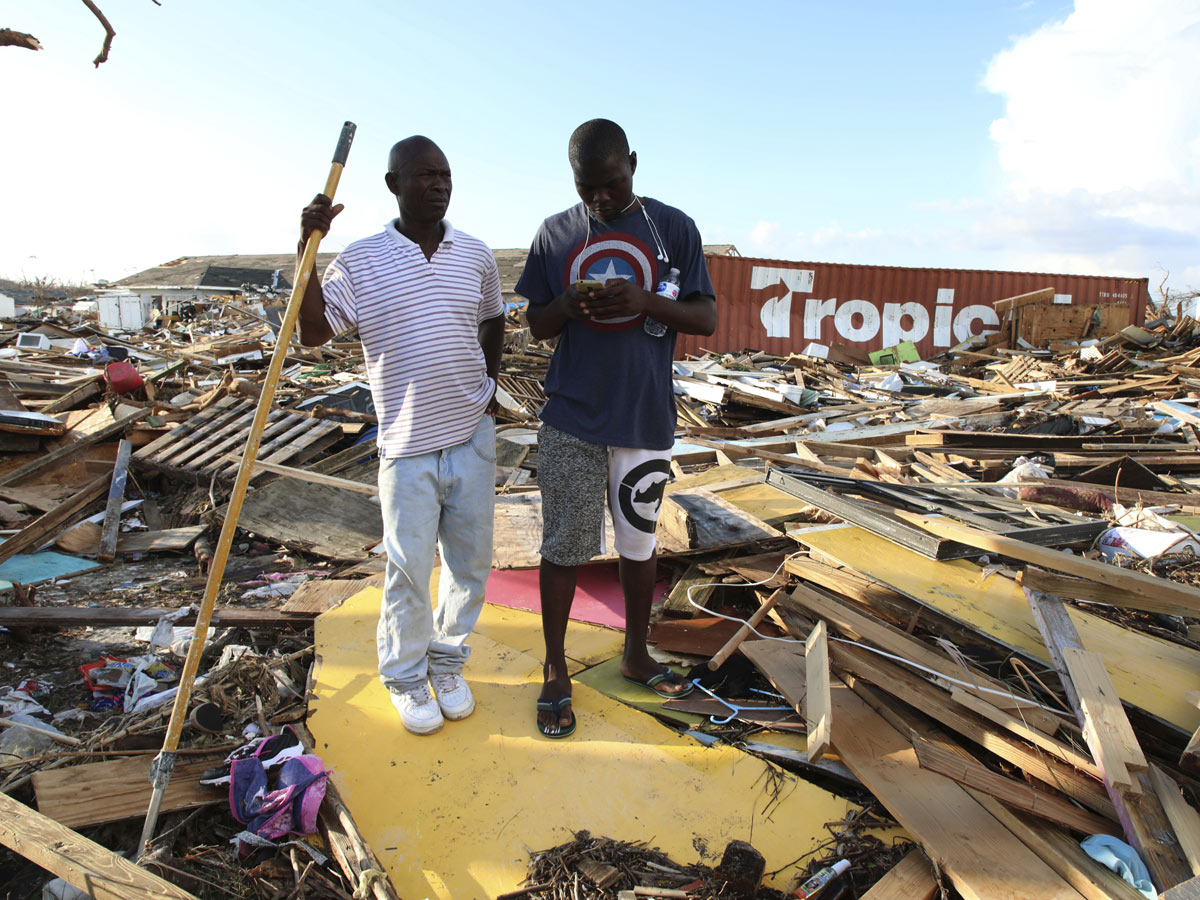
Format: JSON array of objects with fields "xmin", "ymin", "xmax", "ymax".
[
  {"xmin": 536, "ymin": 696, "xmax": 576, "ymax": 739},
  {"xmin": 623, "ymin": 666, "xmax": 694, "ymax": 699}
]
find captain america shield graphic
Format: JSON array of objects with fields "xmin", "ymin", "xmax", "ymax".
[{"xmin": 565, "ymin": 233, "xmax": 656, "ymax": 331}]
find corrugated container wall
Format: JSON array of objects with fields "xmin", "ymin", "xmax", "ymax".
[{"xmin": 677, "ymin": 255, "xmax": 1150, "ymax": 359}]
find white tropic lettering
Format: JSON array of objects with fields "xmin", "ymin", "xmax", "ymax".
[
  {"xmin": 759, "ymin": 295, "xmax": 792, "ymax": 338},
  {"xmin": 882, "ymin": 302, "xmax": 929, "ymax": 347},
  {"xmin": 834, "ymin": 299, "xmax": 881, "ymax": 342}
]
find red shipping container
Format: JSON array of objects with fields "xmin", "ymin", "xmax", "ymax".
[{"xmin": 677, "ymin": 255, "xmax": 1149, "ymax": 360}]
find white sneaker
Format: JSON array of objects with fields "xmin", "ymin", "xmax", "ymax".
[
  {"xmin": 389, "ymin": 683, "xmax": 444, "ymax": 735},
  {"xmin": 431, "ymin": 672, "xmax": 475, "ymax": 720}
]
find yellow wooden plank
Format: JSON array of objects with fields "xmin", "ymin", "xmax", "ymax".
[
  {"xmin": 310, "ymin": 587, "xmax": 861, "ymax": 900},
  {"xmin": 793, "ymin": 525, "xmax": 1200, "ymax": 733}
]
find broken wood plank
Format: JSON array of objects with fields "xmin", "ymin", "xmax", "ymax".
[
  {"xmin": 740, "ymin": 639, "xmax": 807, "ymax": 717},
  {"xmin": 1061, "ymin": 645, "xmax": 1148, "ymax": 790},
  {"xmin": 0, "ymin": 472, "xmax": 110, "ymax": 566},
  {"xmin": 38, "ymin": 377, "xmax": 102, "ymax": 415},
  {"xmin": 968, "ymin": 791, "xmax": 1148, "ymax": 900},
  {"xmin": 658, "ymin": 487, "xmax": 780, "ymax": 550},
  {"xmin": 805, "ymin": 619, "xmax": 830, "ymax": 763},
  {"xmin": 1148, "ymin": 765, "xmax": 1200, "ymax": 876},
  {"xmin": 911, "ymin": 734, "xmax": 1115, "ymax": 836},
  {"xmin": 96, "ymin": 439, "xmax": 132, "ymax": 563},
  {"xmin": 0, "ymin": 791, "xmax": 200, "ymax": 900},
  {"xmin": 830, "ymin": 639, "xmax": 1114, "ymax": 817},
  {"xmin": 226, "ymin": 453, "xmax": 380, "ymax": 495},
  {"xmin": 901, "ymin": 513, "xmax": 1200, "ymax": 618},
  {"xmin": 281, "ymin": 578, "xmax": 383, "ymax": 615},
  {"xmin": 660, "ymin": 562, "xmax": 720, "ymax": 618},
  {"xmin": 781, "ymin": 577, "xmax": 1067, "ymax": 737},
  {"xmin": 858, "ymin": 849, "xmax": 937, "ymax": 900},
  {"xmin": 947, "ymin": 686, "xmax": 1096, "ymax": 776},
  {"xmin": 0, "ymin": 407, "xmax": 151, "ymax": 487},
  {"xmin": 1026, "ymin": 587, "xmax": 1191, "ymax": 891},
  {"xmin": 828, "ymin": 678, "xmax": 1084, "ymax": 900},
  {"xmin": 33, "ymin": 754, "xmax": 223, "ymax": 829}
]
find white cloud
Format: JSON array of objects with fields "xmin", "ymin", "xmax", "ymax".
[
  {"xmin": 980, "ymin": 0, "xmax": 1200, "ymax": 290},
  {"xmin": 739, "ymin": 2, "xmax": 1200, "ymax": 295}
]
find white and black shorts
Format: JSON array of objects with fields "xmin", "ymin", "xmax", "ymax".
[{"xmin": 537, "ymin": 424, "xmax": 672, "ymax": 567}]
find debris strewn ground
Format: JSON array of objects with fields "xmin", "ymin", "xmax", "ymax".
[{"xmin": 4, "ymin": 287, "xmax": 1200, "ymax": 898}]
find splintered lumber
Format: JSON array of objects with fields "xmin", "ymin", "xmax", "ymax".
[
  {"xmin": 1061, "ymin": 646, "xmax": 1148, "ymax": 790},
  {"xmin": 0, "ymin": 407, "xmax": 151, "ymax": 487},
  {"xmin": 782, "ymin": 577, "xmax": 1067, "ymax": 736},
  {"xmin": 33, "ymin": 754, "xmax": 223, "ymax": 829},
  {"xmin": 1148, "ymin": 765, "xmax": 1200, "ymax": 876},
  {"xmin": 831, "ymin": 638, "xmax": 1114, "ymax": 817},
  {"xmin": 1026, "ymin": 588, "xmax": 1191, "ymax": 890},
  {"xmin": 858, "ymin": 849, "xmax": 937, "ymax": 900},
  {"xmin": 901, "ymin": 512, "xmax": 1200, "ymax": 618},
  {"xmin": 910, "ymin": 735, "xmax": 1115, "ymax": 835},
  {"xmin": 0, "ymin": 791, "xmax": 200, "ymax": 900},
  {"xmin": 948, "ymin": 687, "xmax": 1096, "ymax": 776},
  {"xmin": 805, "ymin": 620, "xmax": 830, "ymax": 762},
  {"xmin": 828, "ymin": 679, "xmax": 1084, "ymax": 900},
  {"xmin": 793, "ymin": 525, "xmax": 1200, "ymax": 733},
  {"xmin": 0, "ymin": 472, "xmax": 110, "ymax": 565},
  {"xmin": 97, "ymin": 439, "xmax": 133, "ymax": 563}
]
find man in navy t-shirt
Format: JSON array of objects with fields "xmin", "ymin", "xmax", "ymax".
[{"xmin": 517, "ymin": 119, "xmax": 717, "ymax": 738}]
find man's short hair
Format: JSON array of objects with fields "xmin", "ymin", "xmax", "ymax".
[{"xmin": 568, "ymin": 119, "xmax": 630, "ymax": 166}]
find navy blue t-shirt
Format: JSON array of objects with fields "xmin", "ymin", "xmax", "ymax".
[{"xmin": 515, "ymin": 198, "xmax": 715, "ymax": 450}]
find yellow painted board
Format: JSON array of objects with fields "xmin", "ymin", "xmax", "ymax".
[
  {"xmin": 310, "ymin": 588, "xmax": 861, "ymax": 900},
  {"xmin": 476, "ymin": 601, "xmax": 624, "ymax": 674},
  {"xmin": 794, "ymin": 525, "xmax": 1200, "ymax": 734}
]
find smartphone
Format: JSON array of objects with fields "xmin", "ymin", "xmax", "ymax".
[{"xmin": 573, "ymin": 279, "xmax": 604, "ymax": 293}]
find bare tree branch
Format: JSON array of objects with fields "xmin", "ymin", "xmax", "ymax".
[
  {"xmin": 0, "ymin": 28, "xmax": 42, "ymax": 51},
  {"xmin": 80, "ymin": 0, "xmax": 115, "ymax": 67}
]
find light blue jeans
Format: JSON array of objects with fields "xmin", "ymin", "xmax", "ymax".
[{"xmin": 376, "ymin": 415, "xmax": 495, "ymax": 692}]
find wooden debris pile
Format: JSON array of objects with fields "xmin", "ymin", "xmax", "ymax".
[{"xmin": 8, "ymin": 296, "xmax": 1200, "ymax": 897}]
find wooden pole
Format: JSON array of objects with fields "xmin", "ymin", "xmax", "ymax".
[{"xmin": 137, "ymin": 121, "xmax": 356, "ymax": 856}]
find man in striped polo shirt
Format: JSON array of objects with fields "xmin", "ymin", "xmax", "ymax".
[{"xmin": 297, "ymin": 136, "xmax": 506, "ymax": 736}]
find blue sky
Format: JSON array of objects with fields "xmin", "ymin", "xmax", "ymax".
[{"xmin": 3, "ymin": 1, "xmax": 1198, "ymax": 295}]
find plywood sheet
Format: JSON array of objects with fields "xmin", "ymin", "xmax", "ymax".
[
  {"xmin": 309, "ymin": 587, "xmax": 860, "ymax": 900},
  {"xmin": 229, "ymin": 479, "xmax": 383, "ymax": 560}
]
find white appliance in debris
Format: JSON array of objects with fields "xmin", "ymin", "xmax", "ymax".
[{"xmin": 97, "ymin": 291, "xmax": 153, "ymax": 331}]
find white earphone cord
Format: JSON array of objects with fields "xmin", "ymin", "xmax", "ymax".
[
  {"xmin": 580, "ymin": 195, "xmax": 670, "ymax": 269},
  {"xmin": 685, "ymin": 552, "xmax": 1062, "ymax": 715}
]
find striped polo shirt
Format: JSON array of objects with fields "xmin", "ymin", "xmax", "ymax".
[{"xmin": 321, "ymin": 219, "xmax": 504, "ymax": 458}]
